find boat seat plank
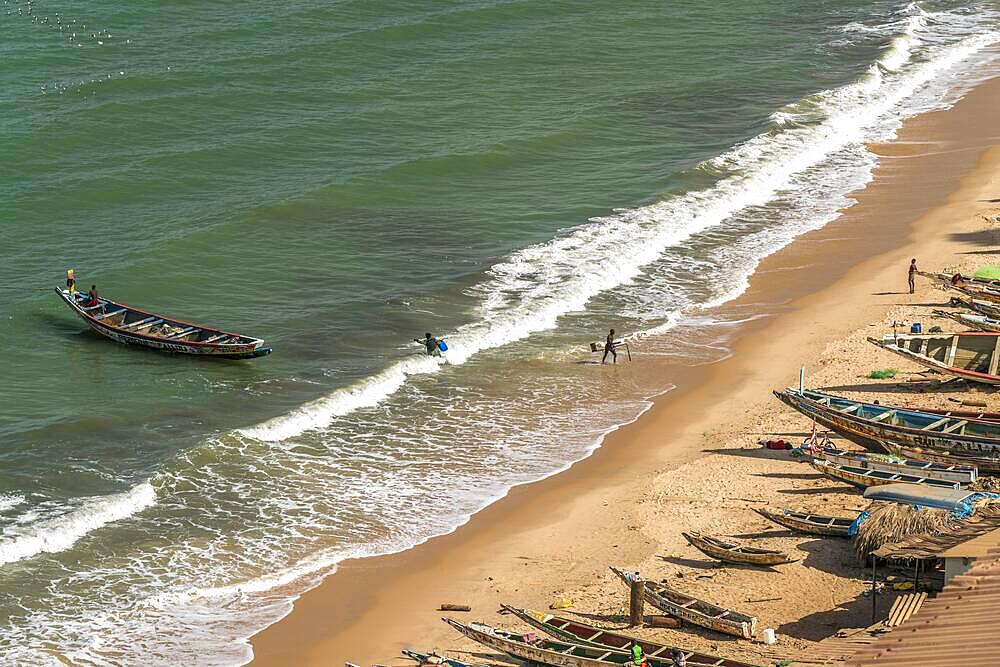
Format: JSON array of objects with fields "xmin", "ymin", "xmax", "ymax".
[
  {"xmin": 95, "ymin": 308, "xmax": 126, "ymax": 321},
  {"xmin": 119, "ymin": 316, "xmax": 156, "ymax": 330},
  {"xmin": 869, "ymin": 410, "xmax": 895, "ymax": 422},
  {"xmin": 163, "ymin": 326, "xmax": 196, "ymax": 339},
  {"xmin": 839, "ymin": 403, "xmax": 861, "ymax": 414},
  {"xmin": 131, "ymin": 319, "xmax": 163, "ymax": 332},
  {"xmin": 942, "ymin": 420, "xmax": 968, "ymax": 434},
  {"xmin": 921, "ymin": 416, "xmax": 951, "ymax": 431},
  {"xmin": 203, "ymin": 334, "xmax": 227, "ymax": 344}
]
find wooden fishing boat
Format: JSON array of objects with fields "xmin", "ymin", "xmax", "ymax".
[
  {"xmin": 934, "ymin": 309, "xmax": 1000, "ymax": 333},
  {"xmin": 609, "ymin": 567, "xmax": 757, "ymax": 639},
  {"xmin": 442, "ymin": 618, "xmax": 685, "ymax": 667},
  {"xmin": 950, "ymin": 296, "xmax": 1000, "ymax": 319},
  {"xmin": 919, "ymin": 271, "xmax": 1000, "ymax": 300},
  {"xmin": 498, "ymin": 605, "xmax": 757, "ymax": 667},
  {"xmin": 401, "ymin": 650, "xmax": 476, "ymax": 667},
  {"xmin": 774, "ymin": 388, "xmax": 1000, "ymax": 456},
  {"xmin": 881, "ymin": 441, "xmax": 1000, "ymax": 475},
  {"xmin": 867, "ymin": 332, "xmax": 1000, "ymax": 386},
  {"xmin": 810, "ymin": 459, "xmax": 960, "ymax": 490},
  {"xmin": 814, "ymin": 447, "xmax": 976, "ymax": 485},
  {"xmin": 55, "ymin": 287, "xmax": 271, "ymax": 359},
  {"xmin": 681, "ymin": 531, "xmax": 798, "ymax": 566},
  {"xmin": 754, "ymin": 508, "xmax": 855, "ymax": 537}
]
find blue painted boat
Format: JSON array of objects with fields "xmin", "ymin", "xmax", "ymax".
[
  {"xmin": 773, "ymin": 388, "xmax": 1000, "ymax": 461},
  {"xmin": 810, "ymin": 459, "xmax": 960, "ymax": 490}
]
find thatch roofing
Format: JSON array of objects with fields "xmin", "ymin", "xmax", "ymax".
[{"xmin": 872, "ymin": 504, "xmax": 1000, "ymax": 560}]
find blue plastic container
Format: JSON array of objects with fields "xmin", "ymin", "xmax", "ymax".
[
  {"xmin": 438, "ymin": 340, "xmax": 448, "ymax": 352},
  {"xmin": 910, "ymin": 323, "xmax": 922, "ymax": 334}
]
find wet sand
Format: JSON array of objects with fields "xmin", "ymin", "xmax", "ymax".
[{"xmin": 250, "ymin": 73, "xmax": 1000, "ymax": 665}]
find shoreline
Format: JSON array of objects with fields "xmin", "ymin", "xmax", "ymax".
[{"xmin": 249, "ymin": 73, "xmax": 1000, "ymax": 665}]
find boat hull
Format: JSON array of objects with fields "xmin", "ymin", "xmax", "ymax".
[
  {"xmin": 682, "ymin": 531, "xmax": 797, "ymax": 566},
  {"xmin": 56, "ymin": 288, "xmax": 270, "ymax": 359},
  {"xmin": 610, "ymin": 567, "xmax": 756, "ymax": 639},
  {"xmin": 754, "ymin": 508, "xmax": 854, "ymax": 537},
  {"xmin": 815, "ymin": 447, "xmax": 976, "ymax": 485},
  {"xmin": 810, "ymin": 460, "xmax": 959, "ymax": 491},
  {"xmin": 867, "ymin": 332, "xmax": 1000, "ymax": 386},
  {"xmin": 774, "ymin": 389, "xmax": 1000, "ymax": 457}
]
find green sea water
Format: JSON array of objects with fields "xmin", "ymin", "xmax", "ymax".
[{"xmin": 1, "ymin": 0, "xmax": 998, "ymax": 663}]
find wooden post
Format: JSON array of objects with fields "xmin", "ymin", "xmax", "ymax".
[
  {"xmin": 871, "ymin": 558, "xmax": 878, "ymax": 624},
  {"xmin": 629, "ymin": 573, "xmax": 644, "ymax": 627}
]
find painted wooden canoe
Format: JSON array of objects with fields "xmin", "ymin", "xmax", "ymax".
[
  {"xmin": 950, "ymin": 296, "xmax": 1000, "ymax": 320},
  {"xmin": 934, "ymin": 309, "xmax": 1000, "ymax": 334},
  {"xmin": 754, "ymin": 508, "xmax": 855, "ymax": 537},
  {"xmin": 774, "ymin": 388, "xmax": 1000, "ymax": 456},
  {"xmin": 498, "ymin": 605, "xmax": 758, "ymax": 667},
  {"xmin": 810, "ymin": 459, "xmax": 960, "ymax": 490},
  {"xmin": 814, "ymin": 447, "xmax": 976, "ymax": 485},
  {"xmin": 609, "ymin": 567, "xmax": 757, "ymax": 639},
  {"xmin": 881, "ymin": 441, "xmax": 1000, "ymax": 475},
  {"xmin": 681, "ymin": 531, "xmax": 798, "ymax": 567},
  {"xmin": 401, "ymin": 650, "xmax": 476, "ymax": 667},
  {"xmin": 867, "ymin": 332, "xmax": 1000, "ymax": 386},
  {"xmin": 441, "ymin": 617, "xmax": 685, "ymax": 667},
  {"xmin": 55, "ymin": 287, "xmax": 271, "ymax": 359},
  {"xmin": 918, "ymin": 271, "xmax": 1000, "ymax": 301}
]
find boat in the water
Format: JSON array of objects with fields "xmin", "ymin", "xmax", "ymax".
[
  {"xmin": 442, "ymin": 617, "xmax": 684, "ymax": 667},
  {"xmin": 814, "ymin": 447, "xmax": 976, "ymax": 485},
  {"xmin": 609, "ymin": 567, "xmax": 757, "ymax": 639},
  {"xmin": 55, "ymin": 287, "xmax": 271, "ymax": 359},
  {"xmin": 754, "ymin": 508, "xmax": 855, "ymax": 537},
  {"xmin": 497, "ymin": 605, "xmax": 757, "ymax": 667},
  {"xmin": 881, "ymin": 441, "xmax": 1000, "ymax": 475},
  {"xmin": 681, "ymin": 531, "xmax": 798, "ymax": 566},
  {"xmin": 935, "ymin": 309, "xmax": 1000, "ymax": 333},
  {"xmin": 810, "ymin": 459, "xmax": 960, "ymax": 490},
  {"xmin": 867, "ymin": 332, "xmax": 1000, "ymax": 386},
  {"xmin": 774, "ymin": 388, "xmax": 1000, "ymax": 456}
]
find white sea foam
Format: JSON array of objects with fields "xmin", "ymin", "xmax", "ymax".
[
  {"xmin": 239, "ymin": 10, "xmax": 998, "ymax": 443},
  {"xmin": 0, "ymin": 494, "xmax": 26, "ymax": 513},
  {"xmin": 0, "ymin": 483, "xmax": 156, "ymax": 567}
]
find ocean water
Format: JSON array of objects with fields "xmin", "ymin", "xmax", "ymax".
[{"xmin": 1, "ymin": 0, "xmax": 999, "ymax": 663}]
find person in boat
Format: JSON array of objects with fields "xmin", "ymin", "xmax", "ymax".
[
  {"xmin": 602, "ymin": 328, "xmax": 618, "ymax": 364},
  {"xmin": 908, "ymin": 258, "xmax": 917, "ymax": 294},
  {"xmin": 671, "ymin": 648, "xmax": 687, "ymax": 667},
  {"xmin": 414, "ymin": 332, "xmax": 440, "ymax": 356},
  {"xmin": 86, "ymin": 285, "xmax": 100, "ymax": 308},
  {"xmin": 66, "ymin": 269, "xmax": 76, "ymax": 294}
]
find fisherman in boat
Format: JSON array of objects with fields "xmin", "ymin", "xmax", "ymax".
[
  {"xmin": 908, "ymin": 258, "xmax": 917, "ymax": 294},
  {"xmin": 602, "ymin": 328, "xmax": 618, "ymax": 364},
  {"xmin": 66, "ymin": 269, "xmax": 76, "ymax": 294},
  {"xmin": 86, "ymin": 285, "xmax": 100, "ymax": 309},
  {"xmin": 414, "ymin": 332, "xmax": 441, "ymax": 357},
  {"xmin": 630, "ymin": 641, "xmax": 648, "ymax": 667}
]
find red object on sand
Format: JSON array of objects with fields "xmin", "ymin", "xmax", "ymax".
[{"xmin": 762, "ymin": 439, "xmax": 792, "ymax": 450}]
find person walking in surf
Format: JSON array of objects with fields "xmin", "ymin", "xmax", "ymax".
[
  {"xmin": 602, "ymin": 328, "xmax": 618, "ymax": 364},
  {"xmin": 414, "ymin": 332, "xmax": 441, "ymax": 356}
]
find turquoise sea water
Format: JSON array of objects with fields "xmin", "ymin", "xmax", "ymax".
[{"xmin": 2, "ymin": 0, "xmax": 999, "ymax": 663}]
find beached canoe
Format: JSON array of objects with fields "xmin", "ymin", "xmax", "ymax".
[
  {"xmin": 441, "ymin": 618, "xmax": 685, "ymax": 667},
  {"xmin": 949, "ymin": 296, "xmax": 1000, "ymax": 320},
  {"xmin": 754, "ymin": 508, "xmax": 855, "ymax": 537},
  {"xmin": 935, "ymin": 309, "xmax": 1000, "ymax": 333},
  {"xmin": 498, "ymin": 605, "xmax": 757, "ymax": 667},
  {"xmin": 918, "ymin": 271, "xmax": 1000, "ymax": 300},
  {"xmin": 681, "ymin": 531, "xmax": 798, "ymax": 567},
  {"xmin": 774, "ymin": 388, "xmax": 1000, "ymax": 456},
  {"xmin": 867, "ymin": 332, "xmax": 1000, "ymax": 386},
  {"xmin": 810, "ymin": 459, "xmax": 960, "ymax": 490},
  {"xmin": 609, "ymin": 567, "xmax": 757, "ymax": 639},
  {"xmin": 862, "ymin": 483, "xmax": 977, "ymax": 512},
  {"xmin": 401, "ymin": 650, "xmax": 476, "ymax": 667},
  {"xmin": 55, "ymin": 287, "xmax": 271, "ymax": 359},
  {"xmin": 881, "ymin": 441, "xmax": 1000, "ymax": 476},
  {"xmin": 814, "ymin": 447, "xmax": 976, "ymax": 485}
]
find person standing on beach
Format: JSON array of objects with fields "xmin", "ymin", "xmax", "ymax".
[
  {"xmin": 602, "ymin": 328, "xmax": 617, "ymax": 364},
  {"xmin": 908, "ymin": 258, "xmax": 918, "ymax": 294}
]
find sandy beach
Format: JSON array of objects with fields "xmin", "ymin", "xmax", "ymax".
[{"xmin": 250, "ymin": 72, "xmax": 1000, "ymax": 666}]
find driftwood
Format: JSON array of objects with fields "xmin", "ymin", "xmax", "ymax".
[
  {"xmin": 439, "ymin": 603, "xmax": 471, "ymax": 612},
  {"xmin": 646, "ymin": 615, "xmax": 680, "ymax": 628}
]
